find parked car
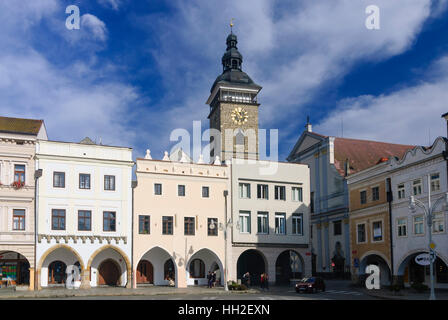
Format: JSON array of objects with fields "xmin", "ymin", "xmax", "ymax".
[{"xmin": 295, "ymin": 277, "xmax": 325, "ymax": 293}]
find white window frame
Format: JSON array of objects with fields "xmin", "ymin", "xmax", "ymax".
[
  {"xmin": 257, "ymin": 212, "xmax": 269, "ymax": 234},
  {"xmin": 412, "ymin": 179, "xmax": 422, "ymax": 196},
  {"xmin": 371, "ymin": 219, "xmax": 384, "ymax": 242},
  {"xmin": 356, "ymin": 222, "xmax": 367, "ymax": 244},
  {"xmin": 396, "ymin": 217, "xmax": 407, "ymax": 238},
  {"xmin": 257, "ymin": 184, "xmax": 269, "ymax": 200},
  {"xmin": 397, "ymin": 183, "xmax": 405, "ymax": 200},
  {"xmin": 239, "ymin": 183, "xmax": 251, "ymax": 199},
  {"xmin": 274, "ymin": 212, "xmax": 286, "ymax": 235},
  {"xmin": 292, "ymin": 187, "xmax": 303, "ymax": 202},
  {"xmin": 430, "ymin": 173, "xmax": 440, "ymax": 192},
  {"xmin": 239, "ymin": 211, "xmax": 251, "ymax": 234},
  {"xmin": 432, "ymin": 212, "xmax": 445, "ymax": 234},
  {"xmin": 292, "ymin": 214, "xmax": 303, "ymax": 235},
  {"xmin": 413, "ymin": 215, "xmax": 425, "ymax": 236}
]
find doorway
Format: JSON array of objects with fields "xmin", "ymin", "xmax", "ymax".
[
  {"xmin": 136, "ymin": 260, "xmax": 154, "ymax": 284},
  {"xmin": 98, "ymin": 259, "xmax": 120, "ymax": 286}
]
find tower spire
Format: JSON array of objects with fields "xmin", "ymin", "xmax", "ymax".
[{"xmin": 230, "ymin": 18, "xmax": 234, "ymax": 34}]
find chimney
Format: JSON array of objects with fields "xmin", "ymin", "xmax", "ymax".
[
  {"xmin": 305, "ymin": 115, "xmax": 312, "ymax": 132},
  {"xmin": 442, "ymin": 112, "xmax": 448, "ymax": 138}
]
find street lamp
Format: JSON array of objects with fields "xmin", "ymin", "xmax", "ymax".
[{"xmin": 408, "ymin": 174, "xmax": 448, "ymax": 300}]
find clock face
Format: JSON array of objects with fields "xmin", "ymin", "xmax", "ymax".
[{"xmin": 231, "ymin": 107, "xmax": 248, "ymax": 125}]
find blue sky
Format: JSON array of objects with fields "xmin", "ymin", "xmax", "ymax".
[{"xmin": 1, "ymin": 0, "xmax": 448, "ymax": 161}]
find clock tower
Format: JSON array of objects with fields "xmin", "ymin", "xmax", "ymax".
[{"xmin": 206, "ymin": 30, "xmax": 262, "ymax": 162}]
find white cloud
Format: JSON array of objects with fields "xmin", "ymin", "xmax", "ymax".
[
  {"xmin": 81, "ymin": 14, "xmax": 108, "ymax": 42},
  {"xmin": 315, "ymin": 55, "xmax": 448, "ymax": 147},
  {"xmin": 97, "ymin": 0, "xmax": 122, "ymax": 11}
]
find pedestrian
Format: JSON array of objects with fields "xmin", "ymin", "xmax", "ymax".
[
  {"xmin": 260, "ymin": 273, "xmax": 265, "ymax": 290},
  {"xmin": 212, "ymin": 271, "xmax": 217, "ymax": 288},
  {"xmin": 207, "ymin": 271, "xmax": 212, "ymax": 288}
]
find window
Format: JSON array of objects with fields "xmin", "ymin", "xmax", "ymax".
[
  {"xmin": 14, "ymin": 164, "xmax": 25, "ymax": 183},
  {"xmin": 162, "ymin": 216, "xmax": 173, "ymax": 235},
  {"xmin": 372, "ymin": 187, "xmax": 380, "ymax": 201},
  {"xmin": 239, "ymin": 183, "xmax": 251, "ymax": 199},
  {"xmin": 398, "ymin": 184, "xmax": 405, "ymax": 199},
  {"xmin": 357, "ymin": 223, "xmax": 366, "ymax": 243},
  {"xmin": 208, "ymin": 218, "xmax": 218, "ymax": 236},
  {"xmin": 292, "ymin": 187, "xmax": 303, "ymax": 202},
  {"xmin": 275, "ymin": 213, "xmax": 286, "ymax": 235},
  {"xmin": 257, "ymin": 184, "xmax": 269, "ymax": 199},
  {"xmin": 372, "ymin": 221, "xmax": 383, "ymax": 241},
  {"xmin": 184, "ymin": 217, "xmax": 195, "ymax": 235},
  {"xmin": 239, "ymin": 211, "xmax": 251, "ymax": 233},
  {"xmin": 257, "ymin": 212, "xmax": 269, "ymax": 234},
  {"xmin": 432, "ymin": 213, "xmax": 445, "ymax": 233},
  {"xmin": 103, "ymin": 211, "xmax": 116, "ymax": 232},
  {"xmin": 413, "ymin": 215, "xmax": 424, "ymax": 235},
  {"xmin": 154, "ymin": 183, "xmax": 162, "ymax": 195},
  {"xmin": 190, "ymin": 259, "xmax": 205, "ymax": 278},
  {"xmin": 202, "ymin": 186, "xmax": 209, "ymax": 198},
  {"xmin": 413, "ymin": 179, "xmax": 422, "ymax": 196},
  {"xmin": 78, "ymin": 210, "xmax": 91, "ymax": 231},
  {"xmin": 12, "ymin": 209, "xmax": 25, "ymax": 231},
  {"xmin": 397, "ymin": 218, "xmax": 407, "ymax": 237},
  {"xmin": 178, "ymin": 185, "xmax": 186, "ymax": 197},
  {"xmin": 53, "ymin": 172, "xmax": 65, "ymax": 188},
  {"xmin": 292, "ymin": 214, "xmax": 303, "ymax": 235},
  {"xmin": 79, "ymin": 174, "xmax": 91, "ymax": 189},
  {"xmin": 274, "ymin": 186, "xmax": 286, "ymax": 200},
  {"xmin": 139, "ymin": 215, "xmax": 150, "ymax": 234},
  {"xmin": 431, "ymin": 173, "xmax": 440, "ymax": 192},
  {"xmin": 52, "ymin": 209, "xmax": 66, "ymax": 230},
  {"xmin": 360, "ymin": 191, "xmax": 367, "ymax": 204},
  {"xmin": 104, "ymin": 175, "xmax": 115, "ymax": 191},
  {"xmin": 333, "ymin": 220, "xmax": 342, "ymax": 236}
]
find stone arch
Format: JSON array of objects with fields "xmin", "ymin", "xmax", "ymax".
[
  {"xmin": 237, "ymin": 249, "xmax": 268, "ymax": 286},
  {"xmin": 136, "ymin": 246, "xmax": 178, "ymax": 287},
  {"xmin": 275, "ymin": 249, "xmax": 304, "ymax": 284},
  {"xmin": 359, "ymin": 250, "xmax": 391, "ymax": 272},
  {"xmin": 359, "ymin": 251, "xmax": 392, "ymax": 286},
  {"xmin": 186, "ymin": 248, "xmax": 224, "ymax": 286},
  {"xmin": 87, "ymin": 245, "xmax": 131, "ymax": 288},
  {"xmin": 396, "ymin": 248, "xmax": 448, "ymax": 276}
]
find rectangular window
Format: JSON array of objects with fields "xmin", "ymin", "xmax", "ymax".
[
  {"xmin": 360, "ymin": 190, "xmax": 367, "ymax": 204},
  {"xmin": 104, "ymin": 175, "xmax": 116, "ymax": 191},
  {"xmin": 397, "ymin": 218, "xmax": 407, "ymax": 237},
  {"xmin": 372, "ymin": 221, "xmax": 383, "ymax": 241},
  {"xmin": 103, "ymin": 211, "xmax": 116, "ymax": 232},
  {"xmin": 432, "ymin": 213, "xmax": 445, "ymax": 233},
  {"xmin": 202, "ymin": 186, "xmax": 209, "ymax": 198},
  {"xmin": 292, "ymin": 214, "xmax": 303, "ymax": 235},
  {"xmin": 292, "ymin": 187, "xmax": 303, "ymax": 202},
  {"xmin": 333, "ymin": 220, "xmax": 342, "ymax": 236},
  {"xmin": 372, "ymin": 187, "xmax": 380, "ymax": 201},
  {"xmin": 51, "ymin": 209, "xmax": 66, "ymax": 230},
  {"xmin": 78, "ymin": 210, "xmax": 91, "ymax": 231},
  {"xmin": 413, "ymin": 216, "xmax": 424, "ymax": 235},
  {"xmin": 53, "ymin": 172, "xmax": 65, "ymax": 188},
  {"xmin": 12, "ymin": 209, "xmax": 25, "ymax": 231},
  {"xmin": 413, "ymin": 179, "xmax": 422, "ymax": 196},
  {"xmin": 178, "ymin": 185, "xmax": 186, "ymax": 197},
  {"xmin": 431, "ymin": 173, "xmax": 440, "ymax": 192},
  {"xmin": 208, "ymin": 218, "xmax": 218, "ymax": 236},
  {"xmin": 79, "ymin": 173, "xmax": 91, "ymax": 189},
  {"xmin": 257, "ymin": 184, "xmax": 269, "ymax": 199},
  {"xmin": 357, "ymin": 223, "xmax": 366, "ymax": 243},
  {"xmin": 275, "ymin": 213, "xmax": 286, "ymax": 235},
  {"xmin": 239, "ymin": 183, "xmax": 251, "ymax": 199},
  {"xmin": 139, "ymin": 215, "xmax": 150, "ymax": 234},
  {"xmin": 14, "ymin": 164, "xmax": 25, "ymax": 183},
  {"xmin": 239, "ymin": 211, "xmax": 251, "ymax": 234},
  {"xmin": 184, "ymin": 217, "xmax": 195, "ymax": 235},
  {"xmin": 274, "ymin": 186, "xmax": 286, "ymax": 200},
  {"xmin": 257, "ymin": 212, "xmax": 269, "ymax": 234},
  {"xmin": 398, "ymin": 184, "xmax": 405, "ymax": 199},
  {"xmin": 154, "ymin": 183, "xmax": 162, "ymax": 195},
  {"xmin": 162, "ymin": 216, "xmax": 173, "ymax": 235}
]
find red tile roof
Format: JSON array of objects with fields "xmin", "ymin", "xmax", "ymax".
[
  {"xmin": 0, "ymin": 116, "xmax": 44, "ymax": 135},
  {"xmin": 332, "ymin": 137, "xmax": 414, "ymax": 176}
]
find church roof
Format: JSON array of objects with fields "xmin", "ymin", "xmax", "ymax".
[{"xmin": 0, "ymin": 116, "xmax": 44, "ymax": 135}]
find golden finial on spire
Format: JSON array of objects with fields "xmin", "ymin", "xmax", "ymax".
[{"xmin": 230, "ymin": 18, "xmax": 235, "ymax": 33}]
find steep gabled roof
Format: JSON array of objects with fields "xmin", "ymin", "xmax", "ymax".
[
  {"xmin": 0, "ymin": 116, "xmax": 44, "ymax": 135},
  {"xmin": 333, "ymin": 137, "xmax": 414, "ymax": 176}
]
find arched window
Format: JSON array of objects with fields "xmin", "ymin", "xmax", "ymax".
[{"xmin": 190, "ymin": 259, "xmax": 205, "ymax": 278}]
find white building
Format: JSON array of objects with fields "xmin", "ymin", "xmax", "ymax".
[
  {"xmin": 228, "ymin": 158, "xmax": 311, "ymax": 286},
  {"xmin": 389, "ymin": 136, "xmax": 448, "ymax": 288},
  {"xmin": 35, "ymin": 138, "xmax": 133, "ymax": 289}
]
